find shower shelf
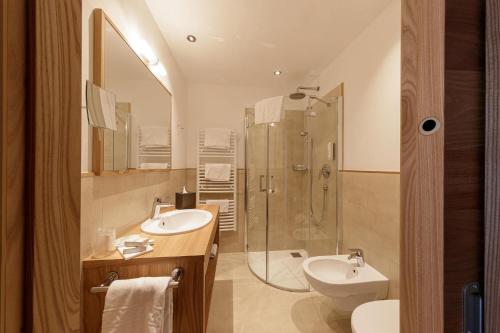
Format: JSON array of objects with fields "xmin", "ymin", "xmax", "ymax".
[{"xmin": 197, "ymin": 129, "xmax": 237, "ymax": 232}]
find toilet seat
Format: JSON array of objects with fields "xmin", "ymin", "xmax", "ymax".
[{"xmin": 351, "ymin": 300, "xmax": 399, "ymax": 333}]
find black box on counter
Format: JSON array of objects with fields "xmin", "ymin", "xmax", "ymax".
[{"xmin": 175, "ymin": 190, "xmax": 196, "ymax": 209}]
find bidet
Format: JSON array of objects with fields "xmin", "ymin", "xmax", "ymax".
[{"xmin": 302, "ymin": 255, "xmax": 389, "ymax": 312}]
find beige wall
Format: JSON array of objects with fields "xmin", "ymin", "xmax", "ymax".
[
  {"xmin": 82, "ymin": 0, "xmax": 188, "ymax": 171},
  {"xmin": 307, "ymin": 0, "xmax": 401, "ymax": 172},
  {"xmin": 81, "ymin": 170, "xmax": 186, "ymax": 259},
  {"xmin": 341, "ymin": 171, "xmax": 400, "ymax": 298}
]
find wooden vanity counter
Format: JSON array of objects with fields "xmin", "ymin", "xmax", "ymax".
[{"xmin": 82, "ymin": 205, "xmax": 220, "ymax": 333}]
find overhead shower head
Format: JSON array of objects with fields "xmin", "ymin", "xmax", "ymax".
[
  {"xmin": 288, "ymin": 86, "xmax": 321, "ymax": 100},
  {"xmin": 289, "ymin": 92, "xmax": 307, "ymax": 100}
]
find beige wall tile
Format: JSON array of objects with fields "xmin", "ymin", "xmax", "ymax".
[
  {"xmin": 341, "ymin": 171, "xmax": 400, "ymax": 299},
  {"xmin": 80, "ymin": 169, "xmax": 186, "ymax": 259}
]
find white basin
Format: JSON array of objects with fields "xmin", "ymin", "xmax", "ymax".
[
  {"xmin": 303, "ymin": 255, "xmax": 389, "ymax": 312},
  {"xmin": 141, "ymin": 209, "xmax": 213, "ymax": 235}
]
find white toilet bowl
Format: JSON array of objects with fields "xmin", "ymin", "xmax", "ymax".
[
  {"xmin": 302, "ymin": 255, "xmax": 389, "ymax": 312},
  {"xmin": 351, "ymin": 300, "xmax": 399, "ymax": 333}
]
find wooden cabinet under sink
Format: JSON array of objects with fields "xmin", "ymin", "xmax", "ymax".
[{"xmin": 82, "ymin": 205, "xmax": 220, "ymax": 333}]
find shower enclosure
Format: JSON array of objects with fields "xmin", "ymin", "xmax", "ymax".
[{"xmin": 245, "ymin": 90, "xmax": 342, "ymax": 291}]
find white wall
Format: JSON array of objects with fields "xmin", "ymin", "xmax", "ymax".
[
  {"xmin": 185, "ymin": 83, "xmax": 295, "ymax": 168},
  {"xmin": 81, "ymin": 0, "xmax": 188, "ymax": 171},
  {"xmin": 307, "ymin": 0, "xmax": 401, "ymax": 172}
]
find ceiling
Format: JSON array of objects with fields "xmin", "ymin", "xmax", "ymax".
[{"xmin": 145, "ymin": 0, "xmax": 393, "ymax": 87}]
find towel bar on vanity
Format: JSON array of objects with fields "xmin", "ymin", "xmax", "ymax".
[{"xmin": 90, "ymin": 267, "xmax": 183, "ymax": 294}]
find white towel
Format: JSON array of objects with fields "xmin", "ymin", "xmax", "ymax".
[
  {"xmin": 140, "ymin": 127, "xmax": 169, "ymax": 147},
  {"xmin": 204, "ymin": 163, "xmax": 231, "ymax": 182},
  {"xmin": 204, "ymin": 128, "xmax": 231, "ymax": 149},
  {"xmin": 210, "ymin": 243, "xmax": 218, "ymax": 258},
  {"xmin": 140, "ymin": 163, "xmax": 170, "ymax": 170},
  {"xmin": 206, "ymin": 199, "xmax": 230, "ymax": 213},
  {"xmin": 101, "ymin": 277, "xmax": 173, "ymax": 333},
  {"xmin": 254, "ymin": 96, "xmax": 284, "ymax": 124}
]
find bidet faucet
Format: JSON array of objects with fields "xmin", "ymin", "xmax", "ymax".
[
  {"xmin": 152, "ymin": 197, "xmax": 174, "ymax": 219},
  {"xmin": 347, "ymin": 248, "xmax": 365, "ymax": 267}
]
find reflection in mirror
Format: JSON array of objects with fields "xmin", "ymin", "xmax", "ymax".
[
  {"xmin": 86, "ymin": 80, "xmax": 117, "ymax": 130},
  {"xmin": 102, "ymin": 18, "xmax": 172, "ymax": 171}
]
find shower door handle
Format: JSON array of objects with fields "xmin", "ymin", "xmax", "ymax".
[
  {"xmin": 259, "ymin": 175, "xmax": 267, "ymax": 192},
  {"xmin": 268, "ymin": 176, "xmax": 275, "ymax": 194}
]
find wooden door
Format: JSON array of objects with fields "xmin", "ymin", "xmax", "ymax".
[
  {"xmin": 401, "ymin": 0, "xmax": 445, "ymax": 331},
  {"xmin": 402, "ymin": 0, "xmax": 486, "ymax": 332},
  {"xmin": 443, "ymin": 0, "xmax": 485, "ymax": 331}
]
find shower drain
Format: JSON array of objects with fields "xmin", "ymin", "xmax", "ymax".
[{"xmin": 290, "ymin": 252, "xmax": 303, "ymax": 258}]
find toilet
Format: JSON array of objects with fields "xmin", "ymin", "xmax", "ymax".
[{"xmin": 351, "ymin": 300, "xmax": 399, "ymax": 333}]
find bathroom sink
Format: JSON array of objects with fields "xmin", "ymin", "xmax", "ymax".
[{"xmin": 141, "ymin": 209, "xmax": 213, "ymax": 235}]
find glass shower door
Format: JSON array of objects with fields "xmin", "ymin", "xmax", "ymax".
[{"xmin": 246, "ymin": 113, "xmax": 268, "ymax": 282}]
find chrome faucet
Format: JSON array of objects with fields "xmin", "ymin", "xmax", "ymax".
[
  {"xmin": 152, "ymin": 197, "xmax": 174, "ymax": 219},
  {"xmin": 347, "ymin": 248, "xmax": 365, "ymax": 267}
]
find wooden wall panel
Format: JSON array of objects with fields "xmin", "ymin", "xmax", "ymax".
[
  {"xmin": 0, "ymin": 0, "xmax": 27, "ymax": 331},
  {"xmin": 443, "ymin": 0, "xmax": 485, "ymax": 331},
  {"xmin": 485, "ymin": 0, "xmax": 500, "ymax": 330},
  {"xmin": 28, "ymin": 0, "xmax": 82, "ymax": 331},
  {"xmin": 401, "ymin": 0, "xmax": 445, "ymax": 332}
]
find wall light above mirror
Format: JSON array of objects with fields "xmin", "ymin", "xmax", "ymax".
[{"xmin": 92, "ymin": 9, "xmax": 173, "ymax": 175}]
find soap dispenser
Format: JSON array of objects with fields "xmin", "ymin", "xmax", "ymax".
[{"xmin": 175, "ymin": 186, "xmax": 196, "ymax": 209}]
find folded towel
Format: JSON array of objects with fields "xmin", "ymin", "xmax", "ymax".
[
  {"xmin": 255, "ymin": 96, "xmax": 284, "ymax": 124},
  {"xmin": 101, "ymin": 276, "xmax": 173, "ymax": 333},
  {"xmin": 116, "ymin": 243, "xmax": 154, "ymax": 260},
  {"xmin": 204, "ymin": 163, "xmax": 231, "ymax": 182},
  {"xmin": 140, "ymin": 127, "xmax": 169, "ymax": 147},
  {"xmin": 204, "ymin": 128, "xmax": 231, "ymax": 149},
  {"xmin": 140, "ymin": 163, "xmax": 170, "ymax": 170},
  {"xmin": 206, "ymin": 199, "xmax": 230, "ymax": 213}
]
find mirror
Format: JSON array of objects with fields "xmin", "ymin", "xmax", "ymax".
[{"xmin": 93, "ymin": 9, "xmax": 172, "ymax": 173}]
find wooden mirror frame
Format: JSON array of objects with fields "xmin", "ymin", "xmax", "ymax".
[{"xmin": 91, "ymin": 8, "xmax": 173, "ymax": 176}]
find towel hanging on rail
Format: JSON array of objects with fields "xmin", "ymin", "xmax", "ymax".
[
  {"xmin": 254, "ymin": 95, "xmax": 284, "ymax": 124},
  {"xmin": 101, "ymin": 276, "xmax": 173, "ymax": 333},
  {"xmin": 204, "ymin": 163, "xmax": 231, "ymax": 182}
]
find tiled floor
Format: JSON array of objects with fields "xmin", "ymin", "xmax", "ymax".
[
  {"xmin": 248, "ymin": 249, "xmax": 309, "ymax": 291},
  {"xmin": 207, "ymin": 252, "xmax": 352, "ymax": 333}
]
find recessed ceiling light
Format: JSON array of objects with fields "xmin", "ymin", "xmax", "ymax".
[
  {"xmin": 187, "ymin": 35, "xmax": 197, "ymax": 42},
  {"xmin": 274, "ymin": 70, "xmax": 282, "ymax": 76}
]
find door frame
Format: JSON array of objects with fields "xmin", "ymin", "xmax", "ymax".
[
  {"xmin": 24, "ymin": 0, "xmax": 81, "ymax": 331},
  {"xmin": 0, "ymin": 0, "xmax": 27, "ymax": 331},
  {"xmin": 485, "ymin": 0, "xmax": 500, "ymax": 329}
]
